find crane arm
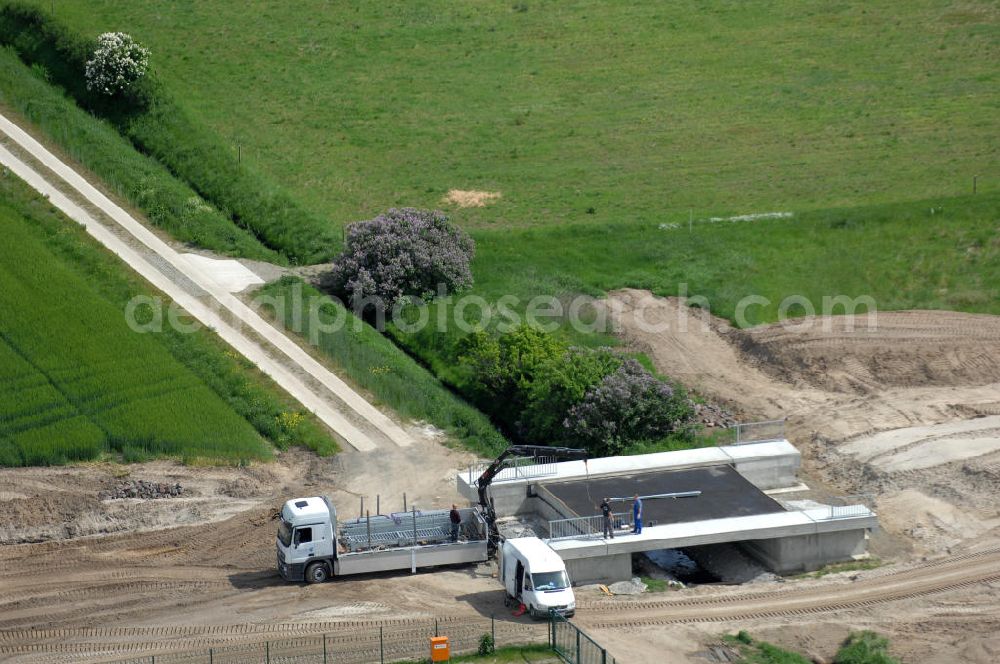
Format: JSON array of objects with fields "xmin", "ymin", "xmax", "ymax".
[{"xmin": 476, "ymin": 445, "xmax": 588, "ymax": 554}]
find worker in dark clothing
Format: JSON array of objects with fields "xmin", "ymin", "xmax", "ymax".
[
  {"xmin": 632, "ymin": 494, "xmax": 643, "ymax": 534},
  {"xmin": 449, "ymin": 504, "xmax": 462, "ymax": 542},
  {"xmin": 600, "ymin": 497, "xmax": 614, "ymax": 539}
]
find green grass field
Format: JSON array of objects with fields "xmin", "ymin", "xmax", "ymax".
[
  {"xmin": 24, "ymin": 0, "xmax": 996, "ymax": 329},
  {"xmin": 0, "ymin": 178, "xmax": 268, "ymax": 464},
  {"xmin": 0, "ymin": 172, "xmax": 336, "ymax": 466},
  {"xmin": 35, "ymin": 0, "xmax": 997, "ymax": 228}
]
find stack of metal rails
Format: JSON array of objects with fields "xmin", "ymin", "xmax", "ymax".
[{"xmin": 339, "ymin": 508, "xmax": 482, "ymax": 552}]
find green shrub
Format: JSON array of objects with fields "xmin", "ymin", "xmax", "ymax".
[
  {"xmin": 457, "ymin": 325, "xmax": 564, "ymax": 428},
  {"xmin": 329, "ymin": 208, "xmax": 475, "ymax": 308},
  {"xmin": 835, "ymin": 631, "xmax": 899, "ymax": 664},
  {"xmin": 0, "ymin": 2, "xmax": 337, "ymax": 263},
  {"xmin": 458, "ymin": 325, "xmax": 692, "ymax": 454},
  {"xmin": 521, "ymin": 346, "xmax": 621, "ymax": 444},
  {"xmin": 84, "ymin": 32, "xmax": 149, "ymax": 96},
  {"xmin": 477, "ymin": 633, "xmax": 495, "ymax": 656}
]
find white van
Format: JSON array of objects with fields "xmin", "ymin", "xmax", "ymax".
[{"xmin": 500, "ymin": 537, "xmax": 576, "ymax": 619}]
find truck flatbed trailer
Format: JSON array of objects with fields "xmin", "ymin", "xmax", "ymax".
[{"xmin": 276, "ymin": 497, "xmax": 488, "ymax": 582}]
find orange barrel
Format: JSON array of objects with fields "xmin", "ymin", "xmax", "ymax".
[{"xmin": 430, "ymin": 635, "xmax": 450, "ymax": 662}]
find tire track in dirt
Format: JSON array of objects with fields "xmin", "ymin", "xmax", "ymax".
[
  {"xmin": 2, "ymin": 549, "xmax": 999, "ymax": 661},
  {"xmin": 578, "ymin": 549, "xmax": 1000, "ymax": 629}
]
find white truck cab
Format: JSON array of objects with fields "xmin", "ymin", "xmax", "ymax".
[
  {"xmin": 500, "ymin": 537, "xmax": 576, "ymax": 619},
  {"xmin": 277, "ymin": 496, "xmax": 337, "ymax": 583}
]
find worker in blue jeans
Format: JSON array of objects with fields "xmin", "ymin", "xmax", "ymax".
[{"xmin": 632, "ymin": 494, "xmax": 643, "ymax": 534}]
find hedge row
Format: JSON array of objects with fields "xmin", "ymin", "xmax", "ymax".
[
  {"xmin": 259, "ymin": 277, "xmax": 509, "ymax": 457},
  {"xmin": 0, "ymin": 2, "xmax": 339, "ymax": 264}
]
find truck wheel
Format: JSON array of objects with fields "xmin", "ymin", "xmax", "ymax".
[
  {"xmin": 305, "ymin": 562, "xmax": 329, "ymax": 584},
  {"xmin": 528, "ymin": 605, "xmax": 539, "ymax": 620}
]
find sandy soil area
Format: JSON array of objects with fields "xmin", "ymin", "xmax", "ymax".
[{"xmin": 597, "ymin": 289, "xmax": 1000, "ymax": 661}]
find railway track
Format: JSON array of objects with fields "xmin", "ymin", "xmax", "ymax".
[{"xmin": 1, "ymin": 548, "xmax": 997, "ymax": 662}]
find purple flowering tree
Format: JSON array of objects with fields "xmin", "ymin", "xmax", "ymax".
[
  {"xmin": 564, "ymin": 360, "xmax": 692, "ymax": 455},
  {"xmin": 329, "ymin": 208, "xmax": 475, "ymax": 307}
]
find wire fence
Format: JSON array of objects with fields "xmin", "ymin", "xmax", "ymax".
[
  {"xmin": 550, "ymin": 613, "xmax": 615, "ymax": 664},
  {"xmin": 730, "ymin": 419, "xmax": 787, "ymax": 445},
  {"xmin": 103, "ymin": 616, "xmax": 549, "ymax": 664}
]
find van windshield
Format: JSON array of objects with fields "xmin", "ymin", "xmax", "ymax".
[
  {"xmin": 277, "ymin": 518, "xmax": 292, "ymax": 547},
  {"xmin": 532, "ymin": 571, "xmax": 569, "ymax": 591}
]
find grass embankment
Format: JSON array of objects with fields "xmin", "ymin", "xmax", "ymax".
[
  {"xmin": 0, "ymin": 47, "xmax": 278, "ymax": 262},
  {"xmin": 0, "ymin": 173, "xmax": 335, "ymax": 466},
  {"xmin": 0, "ymin": 2, "xmax": 338, "ymax": 263},
  {"xmin": 259, "ymin": 277, "xmax": 507, "ymax": 456}
]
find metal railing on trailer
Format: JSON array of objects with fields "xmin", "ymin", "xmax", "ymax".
[{"xmin": 550, "ymin": 612, "xmax": 616, "ymax": 664}]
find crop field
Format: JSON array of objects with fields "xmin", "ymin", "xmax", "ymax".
[{"xmin": 0, "ymin": 173, "xmax": 317, "ymax": 466}]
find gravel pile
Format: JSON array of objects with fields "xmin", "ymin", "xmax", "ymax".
[
  {"xmin": 100, "ymin": 480, "xmax": 183, "ymax": 500},
  {"xmin": 691, "ymin": 401, "xmax": 738, "ymax": 428}
]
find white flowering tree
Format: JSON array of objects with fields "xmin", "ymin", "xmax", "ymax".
[{"xmin": 84, "ymin": 32, "xmax": 150, "ymax": 96}]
